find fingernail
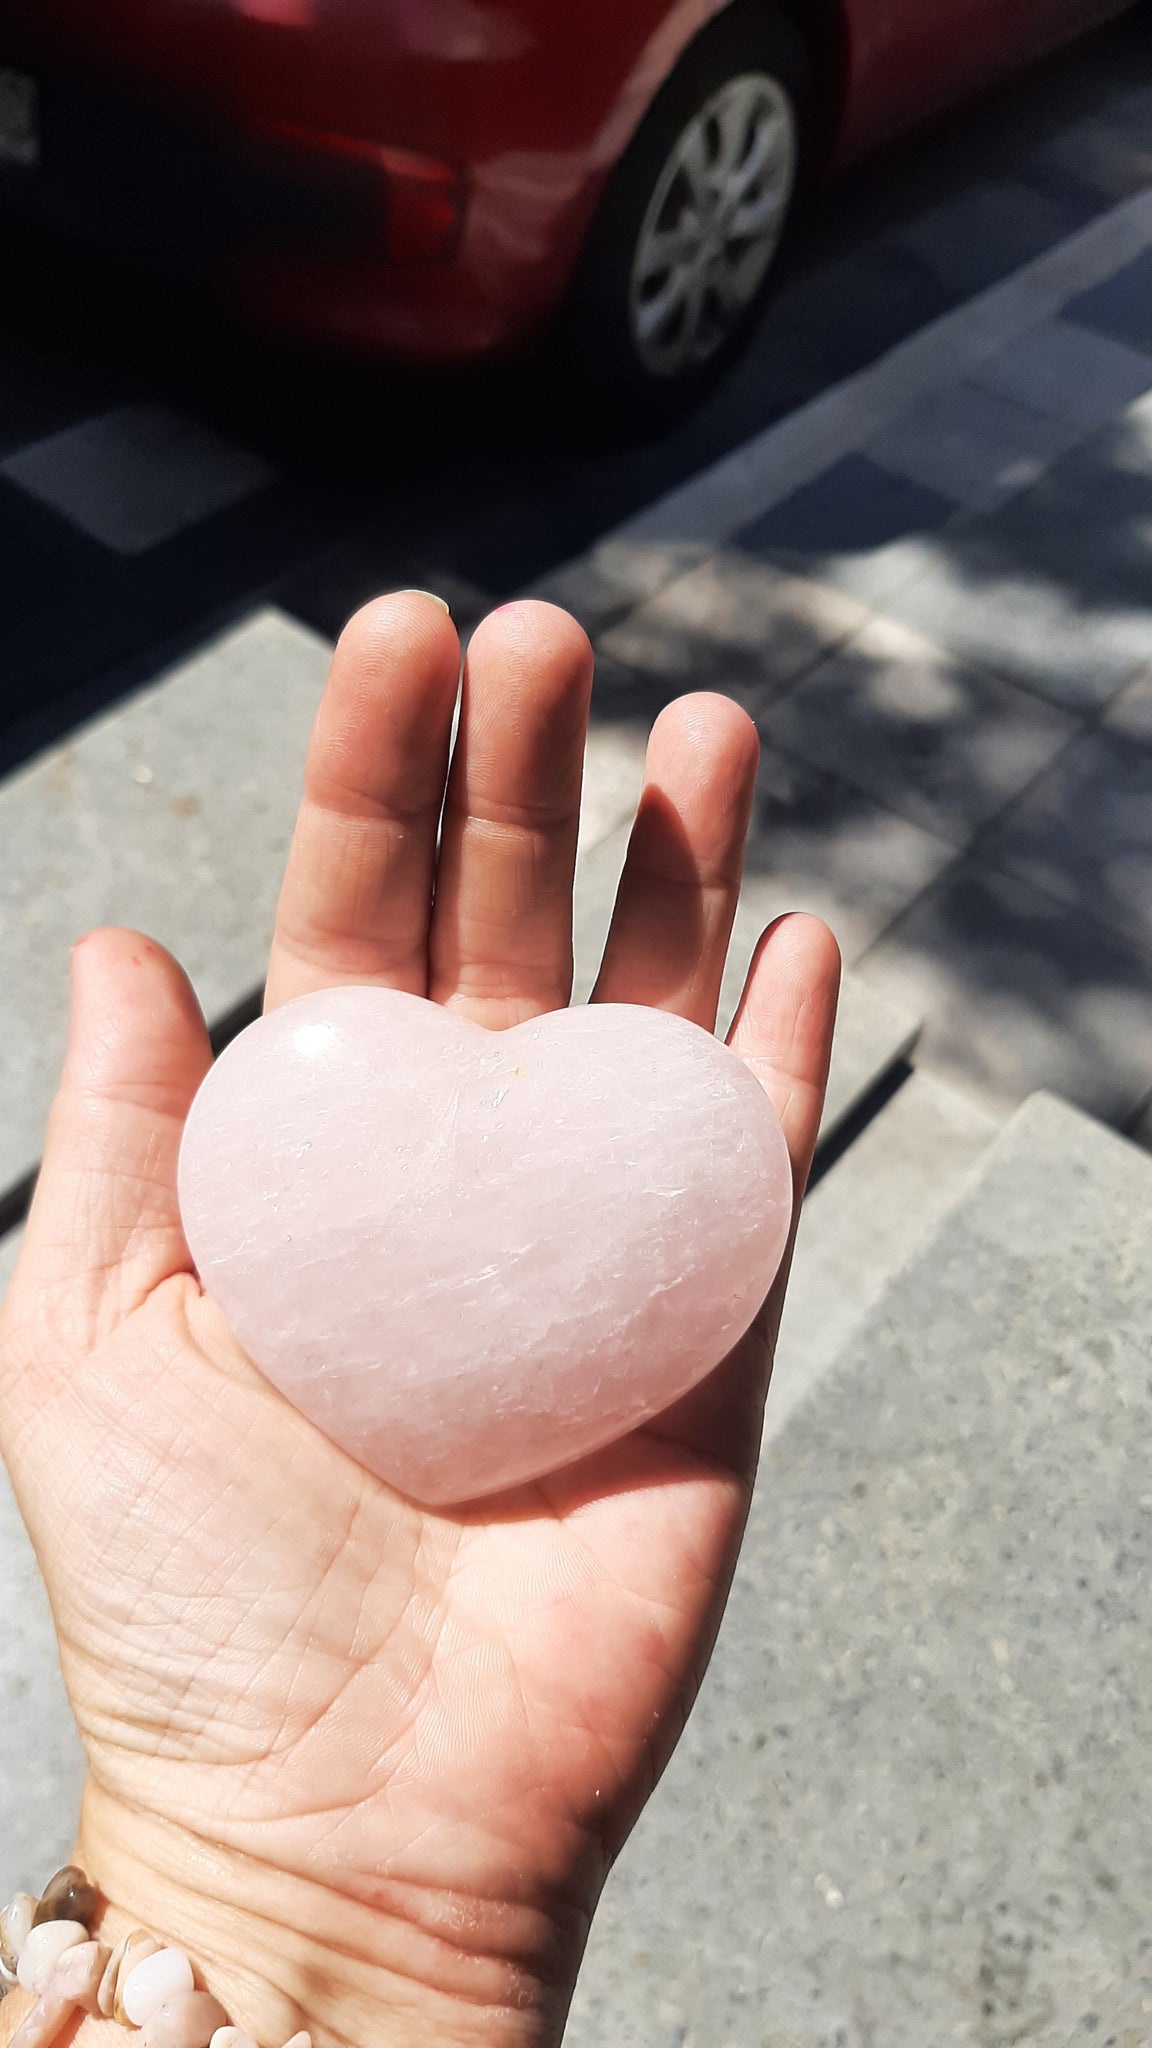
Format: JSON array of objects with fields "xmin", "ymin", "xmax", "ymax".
[{"xmin": 398, "ymin": 588, "xmax": 451, "ymax": 614}]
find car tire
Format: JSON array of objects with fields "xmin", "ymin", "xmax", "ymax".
[{"xmin": 552, "ymin": 2, "xmax": 814, "ymax": 429}]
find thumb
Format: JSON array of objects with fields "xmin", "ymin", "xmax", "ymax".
[{"xmin": 1, "ymin": 929, "xmax": 212, "ymax": 1365}]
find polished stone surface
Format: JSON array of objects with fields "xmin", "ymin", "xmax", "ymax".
[{"xmin": 179, "ymin": 990, "xmax": 792, "ymax": 1505}]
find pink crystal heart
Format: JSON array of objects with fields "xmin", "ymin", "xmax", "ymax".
[{"xmin": 178, "ymin": 989, "xmax": 792, "ymax": 1505}]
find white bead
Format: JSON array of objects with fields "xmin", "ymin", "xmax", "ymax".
[
  {"xmin": 0, "ymin": 1894, "xmax": 37, "ymax": 1970},
  {"xmin": 281, "ymin": 2035, "xmax": 312, "ymax": 2048},
  {"xmin": 122, "ymin": 1947, "xmax": 196, "ymax": 2025},
  {"xmin": 209, "ymin": 2031, "xmax": 260, "ymax": 2048},
  {"xmin": 16, "ymin": 1921, "xmax": 87, "ymax": 1995}
]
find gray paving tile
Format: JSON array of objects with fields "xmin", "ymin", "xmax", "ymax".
[
  {"xmin": 577, "ymin": 718, "xmax": 649, "ymax": 857},
  {"xmin": 1104, "ymin": 665, "xmax": 1152, "ymax": 748},
  {"xmin": 891, "ymin": 178, "xmax": 1085, "ymax": 298},
  {"xmin": 738, "ymin": 453, "xmax": 958, "ymax": 608},
  {"xmin": 974, "ymin": 316, "xmax": 1152, "ymax": 430},
  {"xmin": 1087, "ymin": 381, "xmax": 1152, "ymax": 478},
  {"xmin": 1104, "ymin": 78, "xmax": 1152, "ymax": 147},
  {"xmin": 764, "ymin": 614, "xmax": 1076, "ymax": 844},
  {"xmin": 529, "ymin": 538, "xmax": 712, "ymax": 637},
  {"xmin": 865, "ymin": 380, "xmax": 1084, "ymax": 512},
  {"xmin": 883, "ymin": 529, "xmax": 1152, "ymax": 712},
  {"xmin": 596, "ymin": 551, "xmax": 869, "ymax": 711},
  {"xmin": 860, "ymin": 859, "xmax": 1152, "ymax": 1124},
  {"xmin": 738, "ymin": 742, "xmax": 954, "ymax": 963},
  {"xmin": 1018, "ymin": 114, "xmax": 1152, "ymax": 209},
  {"xmin": 975, "ymin": 446, "xmax": 1152, "ymax": 597},
  {"xmin": 2, "ymin": 404, "xmax": 276, "ymax": 555},
  {"xmin": 1065, "ymin": 242, "xmax": 1152, "ymax": 353},
  {"xmin": 978, "ymin": 730, "xmax": 1152, "ymax": 948}
]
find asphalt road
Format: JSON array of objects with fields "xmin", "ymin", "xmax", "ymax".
[{"xmin": 2, "ymin": 4, "xmax": 1152, "ymax": 769}]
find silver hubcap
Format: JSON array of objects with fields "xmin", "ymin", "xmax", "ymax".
[{"xmin": 629, "ymin": 72, "xmax": 798, "ymax": 379}]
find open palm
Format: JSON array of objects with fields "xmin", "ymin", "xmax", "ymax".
[{"xmin": 0, "ymin": 596, "xmax": 838, "ymax": 2048}]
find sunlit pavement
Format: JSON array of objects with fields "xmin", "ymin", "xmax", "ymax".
[{"xmin": 2, "ymin": 8, "xmax": 1152, "ymax": 769}]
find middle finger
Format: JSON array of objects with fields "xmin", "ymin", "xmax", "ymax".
[{"xmin": 429, "ymin": 601, "xmax": 593, "ymax": 1028}]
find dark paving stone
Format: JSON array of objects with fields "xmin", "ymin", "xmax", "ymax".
[
  {"xmin": 0, "ymin": 479, "xmax": 338, "ymax": 764},
  {"xmin": 976, "ymin": 444, "xmax": 1152, "ymax": 601},
  {"xmin": 890, "ymin": 179, "xmax": 1090, "ymax": 299},
  {"xmin": 866, "ymin": 380, "xmax": 1083, "ymax": 511},
  {"xmin": 975, "ymin": 316, "xmax": 1152, "ymax": 431},
  {"xmin": 1104, "ymin": 668, "xmax": 1152, "ymax": 750},
  {"xmin": 739, "ymin": 455, "xmax": 957, "ymax": 605},
  {"xmin": 741, "ymin": 743, "xmax": 953, "ymax": 964},
  {"xmin": 736, "ymin": 240, "xmax": 953, "ymax": 405},
  {"xmin": 978, "ymin": 729, "xmax": 1152, "ymax": 948},
  {"xmin": 0, "ymin": 361, "xmax": 102, "ymax": 461},
  {"xmin": 596, "ymin": 552, "xmax": 870, "ymax": 712},
  {"xmin": 861, "ymin": 859, "xmax": 1152, "ymax": 1123},
  {"xmin": 275, "ymin": 524, "xmax": 494, "ymax": 644},
  {"xmin": 1016, "ymin": 113, "xmax": 1152, "ymax": 209},
  {"xmin": 0, "ymin": 476, "xmax": 106, "ymax": 632},
  {"xmin": 1065, "ymin": 244, "xmax": 1152, "ymax": 355},
  {"xmin": 884, "ymin": 521, "xmax": 1152, "ymax": 713},
  {"xmin": 764, "ymin": 614, "xmax": 1076, "ymax": 845}
]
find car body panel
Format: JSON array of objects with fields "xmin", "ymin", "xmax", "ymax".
[
  {"xmin": 0, "ymin": 0, "xmax": 1137, "ymax": 359},
  {"xmin": 833, "ymin": 0, "xmax": 1137, "ymax": 159}
]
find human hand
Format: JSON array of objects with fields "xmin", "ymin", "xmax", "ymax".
[{"xmin": 0, "ymin": 595, "xmax": 839, "ymax": 2048}]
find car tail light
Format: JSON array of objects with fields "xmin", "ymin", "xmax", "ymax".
[
  {"xmin": 233, "ymin": 0, "xmax": 315, "ymax": 23},
  {"xmin": 268, "ymin": 124, "xmax": 464, "ymax": 264}
]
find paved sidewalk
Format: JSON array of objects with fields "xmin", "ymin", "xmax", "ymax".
[{"xmin": 536, "ymin": 193, "xmax": 1152, "ymax": 1134}]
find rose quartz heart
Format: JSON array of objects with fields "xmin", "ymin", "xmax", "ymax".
[{"xmin": 178, "ymin": 989, "xmax": 792, "ymax": 1505}]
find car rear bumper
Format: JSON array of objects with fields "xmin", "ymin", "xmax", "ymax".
[{"xmin": 0, "ymin": 64, "xmax": 558, "ymax": 360}]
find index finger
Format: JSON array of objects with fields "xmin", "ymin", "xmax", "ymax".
[{"xmin": 265, "ymin": 592, "xmax": 460, "ymax": 1011}]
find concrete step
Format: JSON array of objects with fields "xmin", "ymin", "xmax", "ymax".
[
  {"xmin": 566, "ymin": 1093, "xmax": 1152, "ymax": 2047},
  {"xmin": 770, "ymin": 1068, "xmax": 1000, "ymax": 1445},
  {"xmin": 0, "ymin": 608, "xmax": 333, "ymax": 1197}
]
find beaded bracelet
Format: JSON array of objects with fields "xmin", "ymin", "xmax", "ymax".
[{"xmin": 0, "ymin": 1868, "xmax": 309, "ymax": 2048}]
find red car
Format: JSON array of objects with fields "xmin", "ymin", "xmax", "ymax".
[{"xmin": 0, "ymin": 0, "xmax": 1136, "ymax": 411}]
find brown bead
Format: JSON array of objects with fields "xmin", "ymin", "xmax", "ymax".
[
  {"xmin": 32, "ymin": 1868, "xmax": 98, "ymax": 1932},
  {"xmin": 139, "ymin": 1990, "xmax": 229, "ymax": 2048}
]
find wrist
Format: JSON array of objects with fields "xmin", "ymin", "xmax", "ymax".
[{"xmin": 66, "ymin": 1780, "xmax": 577, "ymax": 2048}]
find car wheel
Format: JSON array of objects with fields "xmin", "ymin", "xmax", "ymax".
[{"xmin": 555, "ymin": 5, "xmax": 813, "ymax": 426}]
